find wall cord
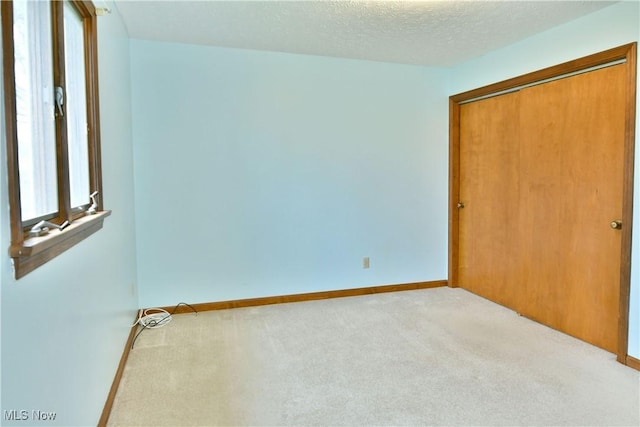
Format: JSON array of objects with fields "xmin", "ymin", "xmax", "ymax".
[{"xmin": 131, "ymin": 302, "xmax": 198, "ymax": 349}]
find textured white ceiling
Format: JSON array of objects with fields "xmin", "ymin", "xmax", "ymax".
[{"xmin": 113, "ymin": 1, "xmax": 616, "ymax": 67}]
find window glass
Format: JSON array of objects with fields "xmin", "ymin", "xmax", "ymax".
[
  {"xmin": 13, "ymin": 0, "xmax": 58, "ymax": 221},
  {"xmin": 63, "ymin": 0, "xmax": 90, "ymax": 209}
]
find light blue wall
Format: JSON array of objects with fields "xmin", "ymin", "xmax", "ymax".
[
  {"xmin": 130, "ymin": 41, "xmax": 449, "ymax": 307},
  {"xmin": 0, "ymin": 5, "xmax": 138, "ymax": 426},
  {"xmin": 448, "ymin": 1, "xmax": 640, "ymax": 359}
]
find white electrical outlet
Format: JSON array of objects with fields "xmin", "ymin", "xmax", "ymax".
[{"xmin": 363, "ymin": 257, "xmax": 370, "ymax": 269}]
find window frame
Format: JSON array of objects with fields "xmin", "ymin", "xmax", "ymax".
[{"xmin": 2, "ymin": 0, "xmax": 109, "ymax": 279}]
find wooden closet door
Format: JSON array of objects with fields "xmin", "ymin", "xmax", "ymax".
[
  {"xmin": 517, "ymin": 64, "xmax": 626, "ymax": 353},
  {"xmin": 458, "ymin": 63, "xmax": 626, "ymax": 353},
  {"xmin": 459, "ymin": 92, "xmax": 521, "ymax": 309}
]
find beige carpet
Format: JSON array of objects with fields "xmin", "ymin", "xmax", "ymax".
[{"xmin": 107, "ymin": 287, "xmax": 640, "ymax": 426}]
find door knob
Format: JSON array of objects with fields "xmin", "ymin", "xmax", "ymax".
[
  {"xmin": 610, "ymin": 220, "xmax": 622, "ymax": 230},
  {"xmin": 457, "ymin": 202, "xmax": 465, "ymax": 209}
]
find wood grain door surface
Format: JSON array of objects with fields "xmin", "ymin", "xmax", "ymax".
[{"xmin": 459, "ymin": 64, "xmax": 626, "ymax": 353}]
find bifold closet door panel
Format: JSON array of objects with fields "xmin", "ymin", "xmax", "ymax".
[
  {"xmin": 458, "ymin": 91, "xmax": 521, "ymax": 309},
  {"xmin": 517, "ymin": 64, "xmax": 626, "ymax": 353}
]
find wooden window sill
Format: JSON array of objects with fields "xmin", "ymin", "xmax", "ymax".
[{"xmin": 9, "ymin": 210, "xmax": 111, "ymax": 279}]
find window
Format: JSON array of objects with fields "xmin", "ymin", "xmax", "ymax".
[{"xmin": 2, "ymin": 0, "xmax": 109, "ymax": 279}]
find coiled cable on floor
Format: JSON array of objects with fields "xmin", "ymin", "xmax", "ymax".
[
  {"xmin": 132, "ymin": 308, "xmax": 173, "ymax": 329},
  {"xmin": 131, "ymin": 302, "xmax": 198, "ymax": 349}
]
